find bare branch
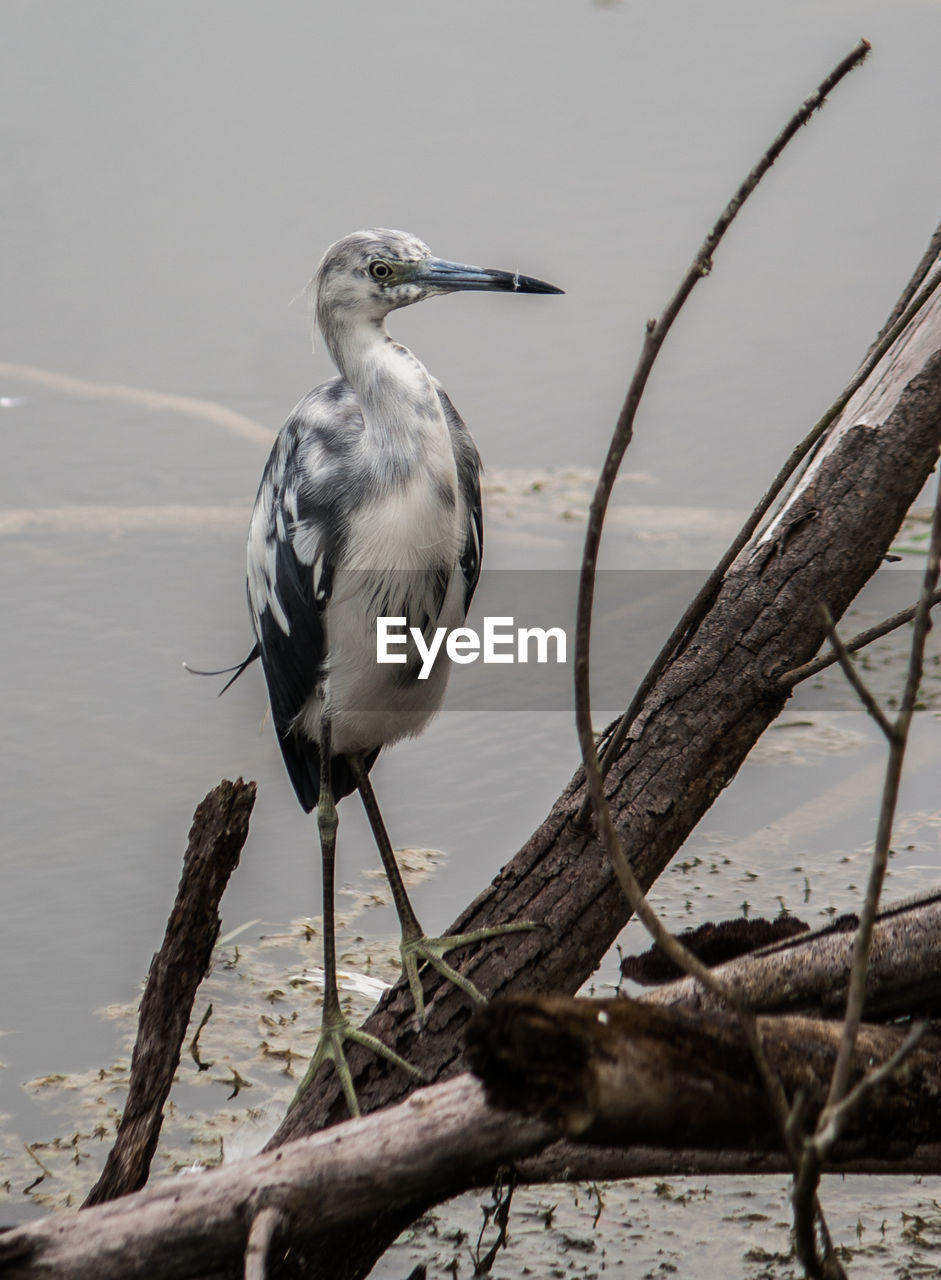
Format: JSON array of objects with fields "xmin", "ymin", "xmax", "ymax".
[
  {"xmin": 826, "ymin": 472, "xmax": 941, "ymax": 1115},
  {"xmin": 793, "ymin": 472, "xmax": 941, "ymax": 1275},
  {"xmin": 572, "ymin": 31, "xmax": 872, "ymax": 1140},
  {"xmin": 575, "ymin": 39, "xmax": 871, "ymax": 826},
  {"xmin": 83, "ymin": 778, "xmax": 256, "ymax": 1207},
  {"xmin": 816, "ymin": 1021, "xmax": 927, "ymax": 1154},
  {"xmin": 818, "ymin": 604, "xmax": 896, "ymax": 741},
  {"xmin": 572, "ymin": 45, "xmax": 872, "ymax": 1278},
  {"xmin": 780, "ymin": 587, "xmax": 941, "ymax": 688}
]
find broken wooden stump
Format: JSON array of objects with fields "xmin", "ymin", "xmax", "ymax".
[{"xmin": 83, "ymin": 778, "xmax": 256, "ymax": 1208}]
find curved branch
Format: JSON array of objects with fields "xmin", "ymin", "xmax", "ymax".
[{"xmin": 575, "ymin": 39, "xmax": 872, "ymax": 822}]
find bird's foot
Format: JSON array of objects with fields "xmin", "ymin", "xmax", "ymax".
[
  {"xmin": 291, "ymin": 1009, "xmax": 423, "ymax": 1118},
  {"xmin": 401, "ymin": 921, "xmax": 535, "ymax": 1025}
]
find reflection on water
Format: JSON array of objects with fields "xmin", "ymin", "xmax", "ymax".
[{"xmin": 3, "ymin": 0, "xmax": 941, "ymax": 1269}]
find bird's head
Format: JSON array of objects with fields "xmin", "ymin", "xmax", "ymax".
[{"xmin": 313, "ymin": 228, "xmax": 562, "ymax": 335}]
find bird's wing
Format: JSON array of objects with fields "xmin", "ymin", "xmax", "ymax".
[
  {"xmin": 437, "ymin": 387, "xmax": 483, "ymax": 617},
  {"xmin": 247, "ymin": 380, "xmax": 358, "ymax": 735}
]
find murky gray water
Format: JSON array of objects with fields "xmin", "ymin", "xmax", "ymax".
[{"xmin": 3, "ymin": 0, "xmax": 941, "ymax": 1272}]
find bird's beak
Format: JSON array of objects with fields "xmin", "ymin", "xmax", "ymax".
[{"xmin": 415, "ymin": 257, "xmax": 563, "ymax": 296}]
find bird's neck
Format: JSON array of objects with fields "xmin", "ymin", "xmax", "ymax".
[
  {"xmin": 325, "ymin": 318, "xmax": 447, "ymax": 449},
  {"xmin": 323, "ymin": 317, "xmax": 462, "ymax": 564}
]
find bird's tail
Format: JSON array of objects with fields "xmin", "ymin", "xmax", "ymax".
[{"xmin": 182, "ymin": 643, "xmax": 260, "ymax": 695}]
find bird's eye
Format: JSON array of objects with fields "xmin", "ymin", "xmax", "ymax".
[{"xmin": 369, "ymin": 260, "xmax": 393, "ymax": 282}]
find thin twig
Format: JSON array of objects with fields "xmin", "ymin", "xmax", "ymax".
[
  {"xmin": 472, "ymin": 1169, "xmax": 516, "ymax": 1275},
  {"xmin": 190, "ymin": 1003, "xmax": 214, "ymax": 1071},
  {"xmin": 792, "ymin": 471, "xmax": 941, "ymax": 1276},
  {"xmin": 818, "ymin": 605, "xmax": 896, "ymax": 741},
  {"xmin": 572, "ymin": 40, "xmax": 871, "ymax": 1080},
  {"xmin": 826, "ymin": 472, "xmax": 941, "ymax": 1114},
  {"xmin": 23, "ymin": 1144, "xmax": 53, "ymax": 1178},
  {"xmin": 816, "ymin": 1022, "xmax": 927, "ymax": 1153},
  {"xmin": 792, "ymin": 1029, "xmax": 932, "ymax": 1279},
  {"xmin": 575, "ymin": 37, "xmax": 872, "ymax": 789},
  {"xmin": 791, "ymin": 1024, "xmax": 927, "ymax": 1278},
  {"xmin": 780, "ymin": 588, "xmax": 941, "ymax": 687},
  {"xmin": 875, "ymin": 220, "xmax": 941, "ymax": 343}
]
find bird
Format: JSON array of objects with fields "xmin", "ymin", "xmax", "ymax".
[{"xmin": 243, "ymin": 229, "xmax": 562, "ymax": 1115}]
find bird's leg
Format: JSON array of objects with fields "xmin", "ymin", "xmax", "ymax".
[
  {"xmin": 289, "ymin": 721, "xmax": 421, "ymax": 1117},
  {"xmin": 350, "ymin": 755, "xmax": 533, "ymax": 1025}
]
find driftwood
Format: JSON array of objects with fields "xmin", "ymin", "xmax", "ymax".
[
  {"xmin": 639, "ymin": 887, "xmax": 941, "ymax": 1022},
  {"xmin": 83, "ymin": 779, "xmax": 256, "ymax": 1207},
  {"xmin": 619, "ymin": 915, "xmax": 812, "ymax": 984},
  {"xmin": 4, "ymin": 980, "xmax": 940, "ymax": 1280},
  {"xmin": 0, "ymin": 1078, "xmax": 553, "ymax": 1280},
  {"xmin": 466, "ymin": 995, "xmax": 941, "ymax": 1153},
  {"xmin": 4, "ymin": 886, "xmax": 939, "ymax": 1279},
  {"xmin": 521, "ymin": 890, "xmax": 941, "ymax": 1185}
]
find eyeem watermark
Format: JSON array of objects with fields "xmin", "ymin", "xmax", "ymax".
[{"xmin": 377, "ymin": 616, "xmax": 567, "ymax": 681}]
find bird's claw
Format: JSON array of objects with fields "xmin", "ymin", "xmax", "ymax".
[
  {"xmin": 291, "ymin": 1011, "xmax": 423, "ymax": 1118},
  {"xmin": 400, "ymin": 921, "xmax": 536, "ymax": 1025}
]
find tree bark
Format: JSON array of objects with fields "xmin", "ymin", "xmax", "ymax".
[{"xmin": 261, "ymin": 228, "xmax": 941, "ymax": 1279}]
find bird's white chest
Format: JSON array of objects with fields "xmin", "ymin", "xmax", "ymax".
[
  {"xmin": 310, "ymin": 456, "xmax": 467, "ymax": 756},
  {"xmin": 344, "ymin": 465, "xmax": 461, "ymax": 573}
]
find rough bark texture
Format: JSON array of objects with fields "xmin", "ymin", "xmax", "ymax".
[
  {"xmin": 467, "ymin": 995, "xmax": 941, "ymax": 1152},
  {"xmin": 262, "ymin": 240, "xmax": 941, "ymax": 1279},
  {"xmin": 83, "ymin": 779, "xmax": 256, "ymax": 1207}
]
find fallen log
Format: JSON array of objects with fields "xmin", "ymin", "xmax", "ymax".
[
  {"xmin": 0, "ymin": 1078, "xmax": 554, "ymax": 1280},
  {"xmin": 516, "ymin": 1138, "xmax": 941, "ymax": 1184},
  {"xmin": 5, "ymin": 990, "xmax": 940, "ymax": 1279},
  {"xmin": 636, "ymin": 887, "xmax": 941, "ymax": 1021},
  {"xmin": 465, "ymin": 995, "xmax": 941, "ymax": 1154}
]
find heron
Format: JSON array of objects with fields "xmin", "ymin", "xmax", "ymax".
[{"xmin": 242, "ymin": 229, "xmax": 562, "ymax": 1115}]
